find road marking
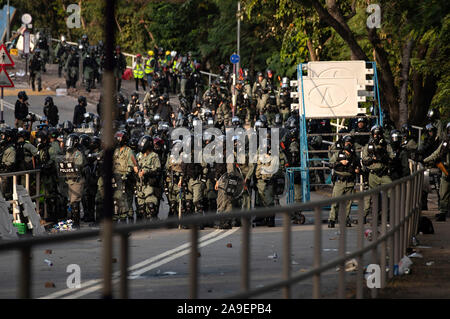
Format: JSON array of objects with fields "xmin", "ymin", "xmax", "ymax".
[
  {"xmin": 39, "ymin": 229, "xmax": 226, "ymax": 299},
  {"xmin": 130, "ymin": 228, "xmax": 238, "ymax": 276},
  {"xmin": 55, "ymin": 228, "xmax": 239, "ymax": 299}
]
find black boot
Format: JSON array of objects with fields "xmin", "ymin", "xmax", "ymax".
[
  {"xmin": 72, "ymin": 202, "xmax": 81, "ymax": 229},
  {"xmin": 328, "ymin": 220, "xmax": 335, "ymax": 228},
  {"xmin": 346, "ymin": 217, "xmax": 352, "ymax": 227}
]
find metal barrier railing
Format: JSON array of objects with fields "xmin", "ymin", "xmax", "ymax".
[
  {"xmin": 0, "ymin": 169, "xmax": 42, "ymax": 222},
  {"xmin": 0, "ymin": 164, "xmax": 423, "ymax": 299}
]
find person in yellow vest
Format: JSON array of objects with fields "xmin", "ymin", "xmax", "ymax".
[
  {"xmin": 133, "ymin": 54, "xmax": 146, "ymax": 92},
  {"xmin": 170, "ymin": 51, "xmax": 178, "ymax": 94},
  {"xmin": 145, "ymin": 50, "xmax": 156, "ymax": 88}
]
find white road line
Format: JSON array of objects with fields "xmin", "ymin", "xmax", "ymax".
[
  {"xmin": 131, "ymin": 228, "xmax": 238, "ymax": 276},
  {"xmin": 39, "ymin": 229, "xmax": 224, "ymax": 299},
  {"xmin": 58, "ymin": 228, "xmax": 239, "ymax": 299}
]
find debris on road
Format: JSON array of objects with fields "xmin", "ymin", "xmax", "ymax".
[
  {"xmin": 45, "ymin": 282, "xmax": 55, "ymax": 288},
  {"xmin": 163, "ymin": 271, "xmax": 177, "ymax": 276},
  {"xmin": 426, "ymin": 261, "xmax": 435, "ymax": 266},
  {"xmin": 267, "ymin": 252, "xmax": 278, "ymax": 259},
  {"xmin": 226, "ymin": 243, "xmax": 232, "ymax": 248},
  {"xmin": 45, "ymin": 249, "xmax": 52, "ymax": 254},
  {"xmin": 398, "ymin": 256, "xmax": 413, "ymax": 275},
  {"xmin": 44, "ymin": 259, "xmax": 53, "ymax": 267},
  {"xmin": 408, "ymin": 252, "xmax": 423, "ymax": 258}
]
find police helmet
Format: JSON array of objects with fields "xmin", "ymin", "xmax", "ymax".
[
  {"xmin": 138, "ymin": 135, "xmax": 153, "ymax": 153},
  {"xmin": 342, "ymin": 135, "xmax": 354, "ymax": 145},
  {"xmin": 231, "ymin": 116, "xmax": 241, "ymax": 127},
  {"xmin": 153, "ymin": 113, "xmax": 161, "ymax": 123},
  {"xmin": 79, "ymin": 134, "xmax": 91, "ymax": 149},
  {"xmin": 427, "ymin": 108, "xmax": 440, "ymax": 122},
  {"xmin": 48, "ymin": 127, "xmax": 58, "ymax": 139},
  {"xmin": 425, "ymin": 123, "xmax": 437, "ymax": 136},
  {"xmin": 114, "ymin": 130, "xmax": 129, "ymax": 147},
  {"xmin": 357, "ymin": 116, "xmax": 367, "ymax": 125},
  {"xmin": 274, "ymin": 114, "xmax": 282, "ymax": 126},
  {"xmin": 400, "ymin": 123, "xmax": 412, "ymax": 139},
  {"xmin": 126, "ymin": 118, "xmax": 136, "ymax": 130},
  {"xmin": 285, "ymin": 116, "xmax": 298, "ymax": 129},
  {"xmin": 65, "ymin": 133, "xmax": 80, "ymax": 151},
  {"xmin": 78, "ymin": 96, "xmax": 87, "ymax": 106},
  {"xmin": 35, "ymin": 130, "xmax": 49, "ymax": 145},
  {"xmin": 153, "ymin": 137, "xmax": 164, "ymax": 151},
  {"xmin": 259, "ymin": 114, "xmax": 268, "ymax": 127},
  {"xmin": 370, "ymin": 125, "xmax": 384, "ymax": 142},
  {"xmin": 390, "ymin": 129, "xmax": 402, "ymax": 144},
  {"xmin": 17, "ymin": 128, "xmax": 30, "ymax": 140},
  {"xmin": 63, "ymin": 121, "xmax": 73, "ymax": 134},
  {"xmin": 18, "ymin": 91, "xmax": 28, "ymax": 101},
  {"xmin": 91, "ymin": 136, "xmax": 101, "ymax": 151},
  {"xmin": 45, "ymin": 96, "xmax": 54, "ymax": 106},
  {"xmin": 446, "ymin": 122, "xmax": 450, "ymax": 137},
  {"xmin": 254, "ymin": 120, "xmax": 264, "ymax": 130}
]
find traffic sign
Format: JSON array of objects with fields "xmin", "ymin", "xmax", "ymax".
[
  {"xmin": 0, "ymin": 44, "xmax": 15, "ymax": 67},
  {"xmin": 230, "ymin": 54, "xmax": 240, "ymax": 64},
  {"xmin": 0, "ymin": 67, "xmax": 14, "ymax": 88}
]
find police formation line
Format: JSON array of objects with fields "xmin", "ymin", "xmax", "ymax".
[{"xmin": 10, "ymin": 41, "xmax": 450, "ymax": 231}]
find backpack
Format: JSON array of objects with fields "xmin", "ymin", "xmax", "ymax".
[{"xmin": 418, "ymin": 216, "xmax": 434, "ymax": 234}]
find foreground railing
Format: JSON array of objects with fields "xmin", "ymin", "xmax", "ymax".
[{"xmin": 0, "ymin": 165, "xmax": 423, "ymax": 299}]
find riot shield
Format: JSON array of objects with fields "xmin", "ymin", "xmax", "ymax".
[
  {"xmin": 218, "ymin": 172, "xmax": 244, "ymax": 198},
  {"xmin": 272, "ymin": 173, "xmax": 288, "ymax": 197}
]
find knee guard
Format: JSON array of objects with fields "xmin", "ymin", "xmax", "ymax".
[
  {"xmin": 184, "ymin": 200, "xmax": 193, "ymax": 215},
  {"xmin": 169, "ymin": 202, "xmax": 178, "ymax": 217},
  {"xmin": 71, "ymin": 202, "xmax": 81, "ymax": 227},
  {"xmin": 137, "ymin": 205, "xmax": 146, "ymax": 220},
  {"xmin": 146, "ymin": 202, "xmax": 158, "ymax": 220},
  {"xmin": 194, "ymin": 202, "xmax": 204, "ymax": 215}
]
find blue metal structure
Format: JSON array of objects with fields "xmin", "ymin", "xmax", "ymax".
[{"xmin": 287, "ymin": 61, "xmax": 383, "ymax": 204}]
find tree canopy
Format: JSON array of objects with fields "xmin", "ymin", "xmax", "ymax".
[{"xmin": 7, "ymin": 0, "xmax": 450, "ymax": 126}]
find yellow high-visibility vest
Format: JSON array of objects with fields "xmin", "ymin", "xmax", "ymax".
[
  {"xmin": 145, "ymin": 58, "xmax": 155, "ymax": 74},
  {"xmin": 133, "ymin": 63, "xmax": 145, "ymax": 79}
]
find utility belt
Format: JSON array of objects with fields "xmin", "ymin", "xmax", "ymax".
[
  {"xmin": 334, "ymin": 174, "xmax": 354, "ymax": 183},
  {"xmin": 370, "ymin": 168, "xmax": 389, "ymax": 177}
]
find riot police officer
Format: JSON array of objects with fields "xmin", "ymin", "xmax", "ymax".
[
  {"xmin": 55, "ymin": 35, "xmax": 69, "ymax": 78},
  {"xmin": 136, "ymin": 135, "xmax": 162, "ymax": 221},
  {"xmin": 14, "ymin": 91, "xmax": 29, "ymax": 129},
  {"xmin": 43, "ymin": 97, "xmax": 59, "ymax": 127},
  {"xmin": 36, "ymin": 130, "xmax": 59, "ymax": 222},
  {"xmin": 277, "ymin": 77, "xmax": 292, "ymax": 123},
  {"xmin": 0, "ymin": 128, "xmax": 16, "ymax": 199},
  {"xmin": 252, "ymin": 72, "xmax": 268, "ymax": 116},
  {"xmin": 361, "ymin": 125, "xmax": 395, "ymax": 221},
  {"xmin": 65, "ymin": 45, "xmax": 80, "ymax": 89},
  {"xmin": 64, "ymin": 134, "xmax": 86, "ymax": 229},
  {"xmin": 30, "ymin": 49, "xmax": 44, "ymax": 91},
  {"xmin": 328, "ymin": 135, "xmax": 361, "ymax": 228},
  {"xmin": 113, "ymin": 130, "xmax": 138, "ymax": 222},
  {"xmin": 83, "ymin": 46, "xmax": 99, "ymax": 92},
  {"xmin": 73, "ymin": 96, "xmax": 87, "ymax": 127},
  {"xmin": 424, "ymin": 122, "xmax": 450, "ymax": 221}
]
